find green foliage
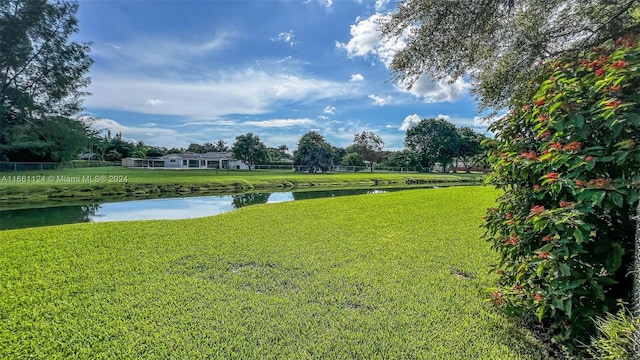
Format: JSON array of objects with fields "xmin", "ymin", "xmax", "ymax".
[
  {"xmin": 0, "ymin": 0, "xmax": 92, "ymax": 162},
  {"xmin": 383, "ymin": 150, "xmax": 423, "ymax": 171},
  {"xmin": 104, "ymin": 149, "xmax": 122, "ymax": 162},
  {"xmin": 352, "ymin": 131, "xmax": 384, "ymax": 171},
  {"xmin": 232, "ymin": 133, "xmax": 267, "ymax": 170},
  {"xmin": 457, "ymin": 127, "xmax": 487, "ymax": 173},
  {"xmin": 588, "ymin": 302, "xmax": 639, "ymax": 360},
  {"xmin": 0, "ymin": 187, "xmax": 550, "ymax": 359},
  {"xmin": 483, "ymin": 35, "xmax": 640, "ymax": 351},
  {"xmin": 293, "ymin": 131, "xmax": 333, "ymax": 173},
  {"xmin": 404, "ymin": 118, "xmax": 460, "ymax": 172},
  {"xmin": 341, "ymin": 152, "xmax": 365, "ymax": 167}
]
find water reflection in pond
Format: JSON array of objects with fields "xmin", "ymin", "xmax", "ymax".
[{"xmin": 0, "ymin": 188, "xmax": 393, "ymax": 230}]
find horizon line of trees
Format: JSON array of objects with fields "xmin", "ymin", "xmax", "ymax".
[{"xmin": 5, "ymin": 118, "xmax": 489, "ymax": 174}]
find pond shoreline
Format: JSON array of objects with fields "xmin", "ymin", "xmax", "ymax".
[{"xmin": 0, "ymin": 174, "xmax": 484, "ymax": 207}]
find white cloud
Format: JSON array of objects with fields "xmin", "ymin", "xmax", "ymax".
[
  {"xmin": 86, "ymin": 69, "xmax": 361, "ymax": 120},
  {"xmin": 90, "ymin": 118, "xmax": 185, "ymax": 148},
  {"xmin": 349, "ymin": 73, "xmax": 364, "ymax": 82},
  {"xmin": 242, "ymin": 118, "xmax": 315, "ymax": 128},
  {"xmin": 271, "ymin": 31, "xmax": 299, "ymax": 47},
  {"xmin": 437, "ymin": 114, "xmax": 450, "ymax": 121},
  {"xmin": 320, "ymin": 0, "xmax": 333, "ymax": 8},
  {"xmin": 324, "ymin": 105, "xmax": 336, "ymax": 114},
  {"xmin": 93, "ymin": 33, "xmax": 234, "ymax": 71},
  {"xmin": 337, "ymin": 14, "xmax": 471, "ymax": 103},
  {"xmin": 375, "ymin": 0, "xmax": 391, "ymax": 11},
  {"xmin": 399, "ymin": 76, "xmax": 471, "ymax": 103},
  {"xmin": 368, "ymin": 94, "xmax": 392, "ymax": 106},
  {"xmin": 146, "ymin": 98, "xmax": 164, "ymax": 106},
  {"xmin": 399, "ymin": 114, "xmax": 421, "ymax": 131},
  {"xmin": 317, "ymin": 115, "xmax": 329, "ymax": 120},
  {"xmin": 336, "ymin": 13, "xmax": 405, "ymax": 67}
]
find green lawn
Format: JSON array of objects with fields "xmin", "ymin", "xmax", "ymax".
[
  {"xmin": 0, "ymin": 187, "xmax": 549, "ymax": 359},
  {"xmin": 0, "ymin": 167, "xmax": 484, "ymax": 204}
]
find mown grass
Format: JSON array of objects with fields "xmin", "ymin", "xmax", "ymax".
[
  {"xmin": 0, "ymin": 167, "xmax": 484, "ymax": 204},
  {"xmin": 0, "ymin": 186, "xmax": 549, "ymax": 359}
]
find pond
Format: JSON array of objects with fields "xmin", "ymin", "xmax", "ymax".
[{"xmin": 0, "ymin": 188, "xmax": 395, "ymax": 230}]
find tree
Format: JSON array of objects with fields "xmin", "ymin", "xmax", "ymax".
[
  {"xmin": 352, "ymin": 131, "xmax": 384, "ymax": 172},
  {"xmin": 187, "ymin": 143, "xmax": 205, "ymax": 153},
  {"xmin": 383, "ymin": 150, "xmax": 422, "ymax": 171},
  {"xmin": 331, "ymin": 146, "xmax": 346, "ymax": 166},
  {"xmin": 0, "ymin": 0, "xmax": 92, "ymax": 161},
  {"xmin": 144, "ymin": 146, "xmax": 164, "ymax": 157},
  {"xmin": 232, "ymin": 133, "xmax": 267, "ymax": 170},
  {"xmin": 404, "ymin": 118, "xmax": 459, "ymax": 173},
  {"xmin": 379, "ymin": 0, "xmax": 640, "ymax": 111},
  {"xmin": 341, "ymin": 152, "xmax": 365, "ymax": 167},
  {"xmin": 456, "ymin": 127, "xmax": 487, "ymax": 173},
  {"xmin": 213, "ymin": 139, "xmax": 229, "ymax": 152},
  {"xmin": 294, "ymin": 131, "xmax": 333, "ymax": 173}
]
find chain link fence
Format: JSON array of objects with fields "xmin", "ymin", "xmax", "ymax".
[{"xmin": 0, "ymin": 161, "xmax": 121, "ymax": 172}]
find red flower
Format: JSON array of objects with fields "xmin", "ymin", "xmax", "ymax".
[
  {"xmin": 542, "ymin": 235, "xmax": 553, "ymax": 242},
  {"xmin": 514, "ymin": 284, "xmax": 524, "ymax": 292},
  {"xmin": 538, "ymin": 251, "xmax": 550, "ymax": 259},
  {"xmin": 520, "ymin": 151, "xmax": 538, "ymax": 161},
  {"xmin": 505, "ymin": 235, "xmax": 520, "ymax": 246},
  {"xmin": 559, "ymin": 200, "xmax": 572, "ymax": 208},
  {"xmin": 609, "ymin": 85, "xmax": 621, "ymax": 92},
  {"xmin": 564, "ymin": 142, "xmax": 581, "ymax": 152},
  {"xmin": 611, "ymin": 60, "xmax": 628, "ymax": 69},
  {"xmin": 492, "ymin": 290, "xmax": 504, "ymax": 305},
  {"xmin": 533, "ymin": 184, "xmax": 540, "ymax": 191},
  {"xmin": 595, "ymin": 68, "xmax": 605, "ymax": 76},
  {"xmin": 538, "ymin": 115, "xmax": 548, "ymax": 123},
  {"xmin": 589, "ymin": 178, "xmax": 611, "ymax": 188},
  {"xmin": 585, "ymin": 156, "xmax": 593, "ymax": 162},
  {"xmin": 545, "ymin": 172, "xmax": 559, "ymax": 180},
  {"xmin": 604, "ymin": 99, "xmax": 622, "ymax": 108},
  {"xmin": 538, "ymin": 131, "xmax": 551, "ymax": 140},
  {"xmin": 530, "ymin": 205, "xmax": 545, "ymax": 215},
  {"xmin": 534, "ymin": 99, "xmax": 545, "ymax": 107},
  {"xmin": 550, "ymin": 142, "xmax": 562, "ymax": 150},
  {"xmin": 534, "ymin": 293, "xmax": 543, "ymax": 301},
  {"xmin": 575, "ymin": 179, "xmax": 585, "ymax": 188}
]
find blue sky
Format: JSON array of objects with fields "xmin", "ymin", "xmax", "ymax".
[{"xmin": 76, "ymin": 0, "xmax": 490, "ymax": 151}]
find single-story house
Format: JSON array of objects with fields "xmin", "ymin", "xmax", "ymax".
[
  {"xmin": 122, "ymin": 156, "xmax": 165, "ymax": 168},
  {"xmin": 122, "ymin": 152, "xmax": 250, "ymax": 170}
]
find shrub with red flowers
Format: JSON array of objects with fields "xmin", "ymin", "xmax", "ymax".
[{"xmin": 483, "ymin": 35, "xmax": 640, "ymax": 352}]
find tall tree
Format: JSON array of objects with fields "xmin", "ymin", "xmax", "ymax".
[
  {"xmin": 456, "ymin": 127, "xmax": 487, "ymax": 173},
  {"xmin": 0, "ymin": 0, "xmax": 92, "ymax": 161},
  {"xmin": 213, "ymin": 139, "xmax": 229, "ymax": 152},
  {"xmin": 352, "ymin": 131, "xmax": 384, "ymax": 172},
  {"xmin": 380, "ymin": 0, "xmax": 640, "ymax": 111},
  {"xmin": 404, "ymin": 118, "xmax": 459, "ymax": 173},
  {"xmin": 232, "ymin": 133, "xmax": 267, "ymax": 170},
  {"xmin": 383, "ymin": 150, "xmax": 422, "ymax": 171},
  {"xmin": 294, "ymin": 131, "xmax": 333, "ymax": 173}
]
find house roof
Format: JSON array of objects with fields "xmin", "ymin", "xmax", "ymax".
[{"xmin": 162, "ymin": 152, "xmax": 234, "ymax": 160}]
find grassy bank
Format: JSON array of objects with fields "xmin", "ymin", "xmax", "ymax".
[
  {"xmin": 0, "ymin": 187, "xmax": 549, "ymax": 359},
  {"xmin": 0, "ymin": 167, "xmax": 484, "ymax": 204}
]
